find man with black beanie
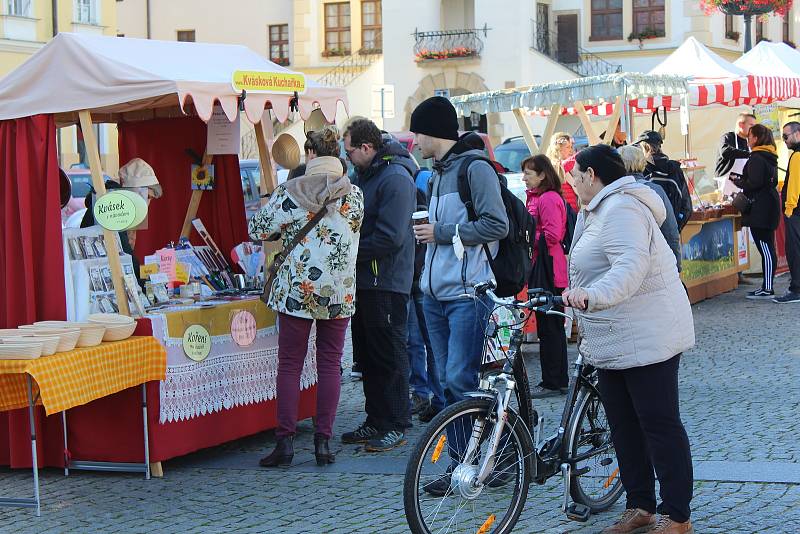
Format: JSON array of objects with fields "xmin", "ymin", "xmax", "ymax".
[{"xmin": 410, "ymin": 96, "xmax": 509, "ymax": 494}]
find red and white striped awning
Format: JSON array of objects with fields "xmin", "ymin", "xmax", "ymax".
[{"xmin": 530, "ymin": 74, "xmax": 799, "ymax": 116}]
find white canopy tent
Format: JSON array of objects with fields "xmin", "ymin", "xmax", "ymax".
[{"xmin": 0, "ymin": 33, "xmax": 348, "ymax": 125}]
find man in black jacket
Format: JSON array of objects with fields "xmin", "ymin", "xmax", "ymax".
[
  {"xmin": 341, "ymin": 119, "xmax": 417, "ymax": 452},
  {"xmin": 715, "ymin": 113, "xmax": 756, "ymax": 178}
]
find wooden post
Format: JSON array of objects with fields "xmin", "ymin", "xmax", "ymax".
[
  {"xmin": 78, "ymin": 111, "xmax": 130, "ymax": 316},
  {"xmin": 512, "ymin": 108, "xmax": 540, "ymax": 155},
  {"xmin": 539, "ymin": 104, "xmax": 562, "ymax": 154},
  {"xmin": 574, "ymin": 101, "xmax": 601, "ymax": 145},
  {"xmin": 180, "ymin": 153, "xmax": 213, "ymax": 239},
  {"xmin": 150, "ymin": 462, "xmax": 163, "ymax": 478},
  {"xmin": 601, "ymin": 97, "xmax": 623, "ymax": 146},
  {"xmin": 254, "ymin": 120, "xmax": 278, "ymax": 202}
]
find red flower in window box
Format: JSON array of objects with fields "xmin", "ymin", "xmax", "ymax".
[{"xmin": 700, "ymin": 0, "xmax": 792, "ymax": 17}]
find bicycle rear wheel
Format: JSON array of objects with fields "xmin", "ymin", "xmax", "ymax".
[
  {"xmin": 403, "ymin": 398, "xmax": 534, "ymax": 534},
  {"xmin": 565, "ymin": 388, "xmax": 624, "ymax": 512}
]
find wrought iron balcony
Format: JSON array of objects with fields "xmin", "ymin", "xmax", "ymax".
[
  {"xmin": 413, "ymin": 25, "xmax": 489, "ymax": 62},
  {"xmin": 531, "ymin": 19, "xmax": 622, "ymax": 78}
]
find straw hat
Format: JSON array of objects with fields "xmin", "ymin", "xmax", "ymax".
[
  {"xmin": 119, "ymin": 158, "xmax": 162, "ymax": 198},
  {"xmin": 271, "ymin": 133, "xmax": 301, "ymax": 170},
  {"xmin": 303, "ymin": 108, "xmax": 330, "ymax": 135}
]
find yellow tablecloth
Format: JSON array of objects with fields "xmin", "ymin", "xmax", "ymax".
[{"xmin": 0, "ymin": 336, "xmax": 166, "ymax": 415}]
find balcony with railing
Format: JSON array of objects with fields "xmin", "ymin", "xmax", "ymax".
[
  {"xmin": 413, "ymin": 25, "xmax": 489, "ymax": 64},
  {"xmin": 530, "ymin": 19, "xmax": 622, "ymax": 78}
]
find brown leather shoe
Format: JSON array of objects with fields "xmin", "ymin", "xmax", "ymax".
[
  {"xmin": 648, "ymin": 516, "xmax": 694, "ymax": 534},
  {"xmin": 600, "ymin": 508, "xmax": 656, "ymax": 534}
]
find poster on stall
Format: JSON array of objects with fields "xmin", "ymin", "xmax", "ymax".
[
  {"xmin": 206, "ymin": 103, "xmax": 240, "ymax": 155},
  {"xmin": 681, "ymin": 218, "xmax": 736, "ymax": 284},
  {"xmin": 191, "ymin": 164, "xmax": 216, "ymax": 190},
  {"xmin": 738, "ymin": 228, "xmax": 749, "ymax": 266}
]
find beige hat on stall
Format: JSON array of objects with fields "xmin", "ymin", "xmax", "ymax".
[
  {"xmin": 271, "ymin": 133, "xmax": 301, "ymax": 169},
  {"xmin": 119, "ymin": 158, "xmax": 163, "ymax": 198},
  {"xmin": 303, "ymin": 108, "xmax": 329, "ymax": 135}
]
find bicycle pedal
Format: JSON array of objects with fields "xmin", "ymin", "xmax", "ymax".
[{"xmin": 566, "ymin": 503, "xmax": 591, "ymax": 522}]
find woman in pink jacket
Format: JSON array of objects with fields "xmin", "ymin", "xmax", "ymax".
[{"xmin": 522, "ymin": 155, "xmax": 569, "ymax": 398}]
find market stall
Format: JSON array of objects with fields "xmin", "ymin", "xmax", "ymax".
[{"xmin": 0, "ymin": 33, "xmax": 347, "ymax": 480}]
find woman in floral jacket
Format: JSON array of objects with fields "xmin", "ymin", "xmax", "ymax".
[{"xmin": 248, "ymin": 155, "xmax": 364, "ymax": 468}]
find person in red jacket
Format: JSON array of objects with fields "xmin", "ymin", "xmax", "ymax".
[
  {"xmin": 522, "ymin": 155, "xmax": 569, "ymax": 398},
  {"xmin": 561, "ymin": 155, "xmax": 580, "ymax": 212}
]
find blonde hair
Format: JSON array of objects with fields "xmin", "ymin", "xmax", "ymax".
[
  {"xmin": 546, "ymin": 132, "xmax": 572, "ymax": 183},
  {"xmin": 617, "ymin": 145, "xmax": 647, "ymax": 173},
  {"xmin": 304, "ymin": 125, "xmax": 341, "ymax": 157}
]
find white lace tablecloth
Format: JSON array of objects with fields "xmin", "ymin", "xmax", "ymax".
[{"xmin": 146, "ymin": 300, "xmax": 317, "ymax": 423}]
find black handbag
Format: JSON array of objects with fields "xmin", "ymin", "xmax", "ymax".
[
  {"xmin": 528, "ymin": 233, "xmax": 556, "ymax": 293},
  {"xmin": 731, "ymin": 191, "xmax": 753, "ymax": 214}
]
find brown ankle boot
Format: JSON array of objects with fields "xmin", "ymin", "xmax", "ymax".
[
  {"xmin": 601, "ymin": 508, "xmax": 656, "ymax": 534},
  {"xmin": 648, "ymin": 516, "xmax": 694, "ymax": 534}
]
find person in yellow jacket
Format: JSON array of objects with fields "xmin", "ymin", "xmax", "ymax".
[{"xmin": 775, "ymin": 122, "xmax": 800, "ymax": 303}]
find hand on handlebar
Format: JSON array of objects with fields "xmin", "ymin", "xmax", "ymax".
[{"xmin": 562, "ymin": 288, "xmax": 589, "ymax": 311}]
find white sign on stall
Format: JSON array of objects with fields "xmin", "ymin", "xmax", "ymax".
[{"xmin": 207, "ymin": 104, "xmax": 241, "ymax": 155}]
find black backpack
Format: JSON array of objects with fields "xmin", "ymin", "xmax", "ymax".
[
  {"xmin": 562, "ymin": 198, "xmax": 578, "ymax": 253},
  {"xmin": 647, "ymin": 158, "xmax": 692, "ymax": 231},
  {"xmin": 457, "ymin": 156, "xmax": 535, "ymax": 298}
]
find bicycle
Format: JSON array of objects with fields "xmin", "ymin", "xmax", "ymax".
[{"xmin": 403, "ymin": 280, "xmax": 623, "ymax": 534}]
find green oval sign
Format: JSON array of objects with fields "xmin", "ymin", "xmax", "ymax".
[
  {"xmin": 182, "ymin": 325, "xmax": 211, "ymax": 362},
  {"xmin": 93, "ymin": 191, "xmax": 137, "ymax": 231}
]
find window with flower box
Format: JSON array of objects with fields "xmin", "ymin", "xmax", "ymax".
[
  {"xmin": 632, "ymin": 0, "xmax": 665, "ymax": 38},
  {"xmin": 361, "ymin": 0, "xmax": 382, "ymax": 52},
  {"xmin": 324, "ymin": 2, "xmax": 351, "ymax": 57},
  {"xmin": 269, "ymin": 24, "xmax": 290, "ymax": 66}
]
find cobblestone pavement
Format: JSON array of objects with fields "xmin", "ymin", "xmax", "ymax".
[{"xmin": 1, "ymin": 277, "xmax": 799, "ymax": 533}]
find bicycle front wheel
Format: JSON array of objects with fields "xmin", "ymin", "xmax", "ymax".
[
  {"xmin": 565, "ymin": 388, "xmax": 624, "ymax": 512},
  {"xmin": 403, "ymin": 398, "xmax": 534, "ymax": 534}
]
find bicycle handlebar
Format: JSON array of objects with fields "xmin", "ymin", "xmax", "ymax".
[{"xmin": 472, "ymin": 280, "xmax": 565, "ymax": 313}]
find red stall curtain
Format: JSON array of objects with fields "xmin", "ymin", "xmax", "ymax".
[
  {"xmin": 0, "ymin": 114, "xmax": 66, "ymax": 328},
  {"xmin": 117, "ymin": 117, "xmax": 248, "ymax": 262}
]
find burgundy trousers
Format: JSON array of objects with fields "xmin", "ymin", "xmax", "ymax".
[{"xmin": 276, "ymin": 313, "xmax": 350, "ymax": 439}]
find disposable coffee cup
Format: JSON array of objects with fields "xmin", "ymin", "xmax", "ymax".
[
  {"xmin": 412, "ymin": 211, "xmax": 429, "ymax": 225},
  {"xmin": 412, "ymin": 211, "xmax": 429, "ymax": 244}
]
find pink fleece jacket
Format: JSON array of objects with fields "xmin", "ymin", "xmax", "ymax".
[{"xmin": 526, "ymin": 188, "xmax": 569, "ymax": 289}]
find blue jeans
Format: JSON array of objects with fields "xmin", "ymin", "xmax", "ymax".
[
  {"xmin": 422, "ymin": 294, "xmax": 491, "ymax": 407},
  {"xmin": 407, "ymin": 287, "xmax": 445, "ymax": 409}
]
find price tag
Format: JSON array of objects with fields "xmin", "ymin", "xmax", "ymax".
[
  {"xmin": 140, "ymin": 264, "xmax": 160, "ymax": 279},
  {"xmin": 157, "ymin": 249, "xmax": 178, "ymax": 280},
  {"xmin": 150, "ymin": 273, "xmax": 170, "ymax": 285}
]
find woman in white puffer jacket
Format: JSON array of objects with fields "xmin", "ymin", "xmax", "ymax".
[{"xmin": 563, "ymin": 144, "xmax": 695, "ymax": 534}]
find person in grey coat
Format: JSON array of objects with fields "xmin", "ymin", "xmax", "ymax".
[
  {"xmin": 618, "ymin": 145, "xmax": 682, "ymax": 271},
  {"xmin": 563, "ymin": 144, "xmax": 695, "ymax": 534}
]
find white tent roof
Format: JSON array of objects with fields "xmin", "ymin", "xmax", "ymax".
[
  {"xmin": 734, "ymin": 40, "xmax": 800, "ymax": 77},
  {"xmin": 649, "ymin": 36, "xmax": 749, "ymax": 79},
  {"xmin": 0, "ymin": 33, "xmax": 347, "ymax": 125}
]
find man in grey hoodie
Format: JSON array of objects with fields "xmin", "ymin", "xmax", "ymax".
[{"xmin": 411, "ymin": 96, "xmax": 509, "ymax": 410}]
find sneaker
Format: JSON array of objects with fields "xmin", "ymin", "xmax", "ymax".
[
  {"xmin": 365, "ymin": 430, "xmax": 406, "ymax": 452},
  {"xmin": 418, "ymin": 404, "xmax": 443, "ymax": 423},
  {"xmin": 531, "ymin": 385, "xmax": 564, "ymax": 399},
  {"xmin": 773, "ymin": 291, "xmax": 800, "ymax": 303},
  {"xmin": 746, "ymin": 289, "xmax": 775, "ymax": 299},
  {"xmin": 648, "ymin": 515, "xmax": 694, "ymax": 534},
  {"xmin": 349, "ymin": 364, "xmax": 362, "ymax": 379},
  {"xmin": 423, "ymin": 465, "xmax": 454, "ymax": 497},
  {"xmin": 410, "ymin": 394, "xmax": 430, "ymax": 415},
  {"xmin": 341, "ymin": 423, "xmax": 378, "ymax": 444},
  {"xmin": 600, "ymin": 508, "xmax": 656, "ymax": 534}
]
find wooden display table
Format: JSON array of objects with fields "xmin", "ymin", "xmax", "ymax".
[{"xmin": 680, "ymin": 214, "xmax": 750, "ymax": 304}]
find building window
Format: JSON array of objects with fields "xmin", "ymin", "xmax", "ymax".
[
  {"xmin": 590, "ymin": 0, "xmax": 623, "ymax": 41},
  {"xmin": 269, "ymin": 24, "xmax": 290, "ymax": 66},
  {"xmin": 177, "ymin": 30, "xmax": 196, "ymax": 42},
  {"xmin": 784, "ymin": 15, "xmax": 791, "ymax": 43},
  {"xmin": 324, "ymin": 2, "xmax": 351, "ymax": 56},
  {"xmin": 725, "ymin": 14, "xmax": 734, "ymax": 35},
  {"xmin": 632, "ymin": 0, "xmax": 665, "ymax": 37},
  {"xmin": 756, "ymin": 18, "xmax": 764, "ymax": 42},
  {"xmin": 74, "ymin": 0, "xmax": 99, "ymax": 24},
  {"xmin": 361, "ymin": 0, "xmax": 382, "ymax": 52},
  {"xmin": 6, "ymin": 0, "xmax": 32, "ymax": 17}
]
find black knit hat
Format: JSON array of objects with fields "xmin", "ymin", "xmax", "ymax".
[{"xmin": 410, "ymin": 96, "xmax": 460, "ymax": 141}]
